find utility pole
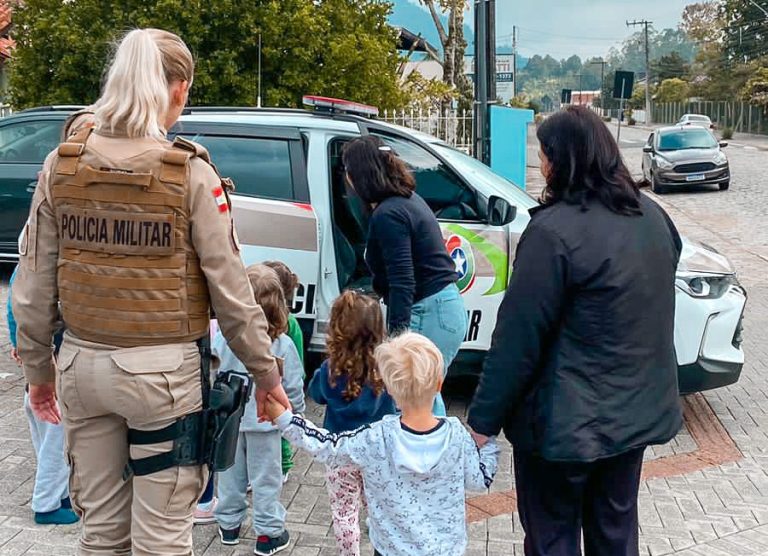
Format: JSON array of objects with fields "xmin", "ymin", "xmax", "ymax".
[
  {"xmin": 589, "ymin": 58, "xmax": 608, "ymax": 115},
  {"xmin": 627, "ymin": 19, "xmax": 652, "ymax": 124},
  {"xmin": 257, "ymin": 33, "xmax": 263, "ymax": 108},
  {"xmin": 577, "ymin": 73, "xmax": 583, "ymax": 105},
  {"xmin": 512, "ymin": 25, "xmax": 517, "ymax": 98},
  {"xmin": 474, "ymin": 0, "xmax": 496, "ymax": 165}
]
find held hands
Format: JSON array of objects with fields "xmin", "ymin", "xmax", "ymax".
[
  {"xmin": 255, "ymin": 382, "xmax": 291, "ymax": 422},
  {"xmin": 29, "ymin": 383, "xmax": 62, "ymax": 425},
  {"xmin": 264, "ymin": 393, "xmax": 288, "ymax": 423},
  {"xmin": 470, "ymin": 429, "xmax": 490, "ymax": 448}
]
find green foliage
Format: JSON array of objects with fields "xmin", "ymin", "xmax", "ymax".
[
  {"xmin": 653, "ymin": 52, "xmax": 689, "ymax": 81},
  {"xmin": 509, "ymin": 94, "xmax": 540, "ymax": 114},
  {"xmin": 721, "ymin": 126, "xmax": 734, "ymax": 139},
  {"xmin": 400, "ymin": 71, "xmax": 457, "ymax": 111},
  {"xmin": 722, "ymin": 0, "xmax": 768, "ymax": 62},
  {"xmin": 656, "ymin": 78, "xmax": 690, "ymax": 102},
  {"xmin": 8, "ymin": 0, "xmax": 406, "ymax": 110},
  {"xmin": 741, "ymin": 66, "xmax": 768, "ymax": 110},
  {"xmin": 627, "ymin": 83, "xmax": 650, "ymax": 110}
]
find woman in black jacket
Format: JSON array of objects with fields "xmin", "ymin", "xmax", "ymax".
[
  {"xmin": 342, "ymin": 136, "xmax": 468, "ymax": 416},
  {"xmin": 468, "ymin": 106, "xmax": 683, "ymax": 556}
]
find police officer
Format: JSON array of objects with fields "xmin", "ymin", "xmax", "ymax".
[{"xmin": 12, "ymin": 28, "xmax": 291, "ymax": 556}]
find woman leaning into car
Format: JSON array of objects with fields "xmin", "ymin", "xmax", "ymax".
[{"xmin": 342, "ymin": 135, "xmax": 467, "ymax": 416}]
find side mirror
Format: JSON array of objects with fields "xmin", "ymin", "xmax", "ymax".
[
  {"xmin": 487, "ymin": 195, "xmax": 517, "ymax": 226},
  {"xmin": 719, "ymin": 141, "xmax": 728, "ymax": 148},
  {"xmin": 642, "ymin": 145, "xmax": 653, "ymax": 153}
]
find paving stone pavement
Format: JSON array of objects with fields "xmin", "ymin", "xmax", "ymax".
[{"xmin": 0, "ymin": 125, "xmax": 765, "ymax": 555}]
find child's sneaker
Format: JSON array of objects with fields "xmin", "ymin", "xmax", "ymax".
[
  {"xmin": 34, "ymin": 507, "xmax": 79, "ymax": 525},
  {"xmin": 218, "ymin": 524, "xmax": 241, "ymax": 545},
  {"xmin": 254, "ymin": 531, "xmax": 290, "ymax": 555},
  {"xmin": 193, "ymin": 497, "xmax": 218, "ymax": 525}
]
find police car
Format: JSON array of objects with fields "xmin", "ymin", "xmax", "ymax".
[{"xmin": 0, "ymin": 100, "xmax": 747, "ymax": 393}]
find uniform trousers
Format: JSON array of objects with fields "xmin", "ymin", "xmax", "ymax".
[
  {"xmin": 513, "ymin": 447, "xmax": 646, "ymax": 556},
  {"xmin": 57, "ymin": 332, "xmax": 208, "ymax": 556}
]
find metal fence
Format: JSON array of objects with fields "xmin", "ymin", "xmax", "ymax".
[
  {"xmin": 0, "ymin": 103, "xmax": 12, "ymax": 118},
  {"xmin": 381, "ymin": 109, "xmax": 474, "ymax": 155},
  {"xmin": 653, "ymin": 101, "xmax": 768, "ymax": 136}
]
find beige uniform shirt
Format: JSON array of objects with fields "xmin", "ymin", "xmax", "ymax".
[{"xmin": 12, "ymin": 129, "xmax": 281, "ymax": 390}]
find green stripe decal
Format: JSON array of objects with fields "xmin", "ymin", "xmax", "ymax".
[{"xmin": 445, "ymin": 224, "xmax": 508, "ymax": 296}]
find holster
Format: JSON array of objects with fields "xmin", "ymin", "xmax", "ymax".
[{"xmin": 123, "ymin": 337, "xmax": 253, "ymax": 479}]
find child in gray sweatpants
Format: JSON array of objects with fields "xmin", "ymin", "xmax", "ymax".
[
  {"xmin": 7, "ymin": 266, "xmax": 78, "ymax": 525},
  {"xmin": 213, "ymin": 265, "xmax": 305, "ymax": 556}
]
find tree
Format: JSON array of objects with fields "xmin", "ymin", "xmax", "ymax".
[
  {"xmin": 418, "ymin": 0, "xmax": 471, "ymax": 106},
  {"xmin": 722, "ymin": 0, "xmax": 768, "ymax": 62},
  {"xmin": 653, "ymin": 52, "xmax": 689, "ymax": 81},
  {"xmin": 9, "ymin": 0, "xmax": 406, "ymax": 110},
  {"xmin": 681, "ymin": 1, "xmax": 721, "ymax": 43},
  {"xmin": 742, "ymin": 66, "xmax": 768, "ymax": 111},
  {"xmin": 400, "ymin": 70, "xmax": 458, "ymax": 111},
  {"xmin": 656, "ymin": 78, "xmax": 690, "ymax": 102}
]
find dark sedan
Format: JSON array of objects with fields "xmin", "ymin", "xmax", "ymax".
[{"xmin": 642, "ymin": 126, "xmax": 730, "ymax": 194}]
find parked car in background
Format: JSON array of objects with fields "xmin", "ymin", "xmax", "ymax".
[
  {"xmin": 677, "ymin": 114, "xmax": 715, "ymax": 129},
  {"xmin": 642, "ymin": 126, "xmax": 730, "ymax": 194},
  {"xmin": 0, "ymin": 102, "xmax": 747, "ymax": 393}
]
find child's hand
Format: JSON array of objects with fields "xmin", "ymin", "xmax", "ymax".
[{"xmin": 264, "ymin": 393, "xmax": 288, "ymax": 423}]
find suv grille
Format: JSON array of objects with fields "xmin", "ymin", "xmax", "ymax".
[{"xmin": 674, "ymin": 162, "xmax": 716, "ymax": 173}]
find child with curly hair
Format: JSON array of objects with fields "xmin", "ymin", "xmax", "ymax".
[{"xmin": 307, "ymin": 290, "xmax": 396, "ymax": 556}]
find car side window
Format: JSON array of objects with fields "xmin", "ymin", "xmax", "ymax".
[
  {"xmin": 0, "ymin": 120, "xmax": 63, "ymax": 163},
  {"xmin": 177, "ymin": 134, "xmax": 295, "ymax": 201},
  {"xmin": 371, "ymin": 132, "xmax": 479, "ymax": 221}
]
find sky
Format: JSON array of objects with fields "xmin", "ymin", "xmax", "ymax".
[{"xmin": 403, "ymin": 0, "xmax": 693, "ymax": 60}]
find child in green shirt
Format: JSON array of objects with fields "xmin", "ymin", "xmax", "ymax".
[{"xmin": 263, "ymin": 261, "xmax": 305, "ymax": 480}]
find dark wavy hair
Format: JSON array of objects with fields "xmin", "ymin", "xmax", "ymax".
[
  {"xmin": 537, "ymin": 106, "xmax": 641, "ymax": 215},
  {"xmin": 326, "ymin": 290, "xmax": 386, "ymax": 401},
  {"xmin": 341, "ymin": 135, "xmax": 415, "ymax": 205}
]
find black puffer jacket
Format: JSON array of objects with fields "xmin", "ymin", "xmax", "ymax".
[{"xmin": 468, "ymin": 194, "xmax": 683, "ymax": 462}]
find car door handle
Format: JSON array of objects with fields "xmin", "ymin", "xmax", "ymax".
[{"xmin": 26, "ymin": 181, "xmax": 38, "ymax": 193}]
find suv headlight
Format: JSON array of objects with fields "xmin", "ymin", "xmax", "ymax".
[
  {"xmin": 676, "ymin": 272, "xmax": 737, "ymax": 299},
  {"xmin": 713, "ymin": 151, "xmax": 728, "ymax": 166},
  {"xmin": 656, "ymin": 156, "xmax": 674, "ymax": 170}
]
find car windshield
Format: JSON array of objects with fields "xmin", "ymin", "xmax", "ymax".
[
  {"xmin": 432, "ymin": 143, "xmax": 539, "ymax": 211},
  {"xmin": 658, "ymin": 129, "xmax": 718, "ymax": 151}
]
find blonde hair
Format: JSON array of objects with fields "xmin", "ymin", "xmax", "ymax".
[
  {"xmin": 246, "ymin": 264, "xmax": 288, "ymax": 341},
  {"xmin": 375, "ymin": 332, "xmax": 443, "ymax": 409},
  {"xmin": 93, "ymin": 28, "xmax": 194, "ymax": 139}
]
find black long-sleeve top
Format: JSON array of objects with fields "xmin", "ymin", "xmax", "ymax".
[{"xmin": 364, "ymin": 193, "xmax": 457, "ymax": 332}]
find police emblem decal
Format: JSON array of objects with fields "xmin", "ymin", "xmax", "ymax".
[{"xmin": 445, "ymin": 234, "xmax": 475, "ymax": 293}]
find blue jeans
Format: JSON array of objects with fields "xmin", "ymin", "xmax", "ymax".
[
  {"xmin": 24, "ymin": 392, "xmax": 70, "ymax": 513},
  {"xmin": 410, "ymin": 283, "xmax": 468, "ymax": 416}
]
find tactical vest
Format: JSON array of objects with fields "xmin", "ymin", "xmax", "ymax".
[{"xmin": 50, "ymin": 128, "xmax": 212, "ymax": 347}]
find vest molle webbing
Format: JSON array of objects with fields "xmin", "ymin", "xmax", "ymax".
[{"xmin": 51, "ymin": 128, "xmax": 210, "ymax": 347}]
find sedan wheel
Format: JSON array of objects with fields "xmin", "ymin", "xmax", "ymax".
[{"xmin": 719, "ymin": 181, "xmax": 730, "ymax": 191}]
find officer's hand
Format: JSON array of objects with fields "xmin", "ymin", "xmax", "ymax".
[
  {"xmin": 264, "ymin": 393, "xmax": 288, "ymax": 423},
  {"xmin": 256, "ymin": 383, "xmax": 291, "ymax": 422},
  {"xmin": 29, "ymin": 383, "xmax": 62, "ymax": 424},
  {"xmin": 10, "ymin": 348, "xmax": 21, "ymax": 366}
]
